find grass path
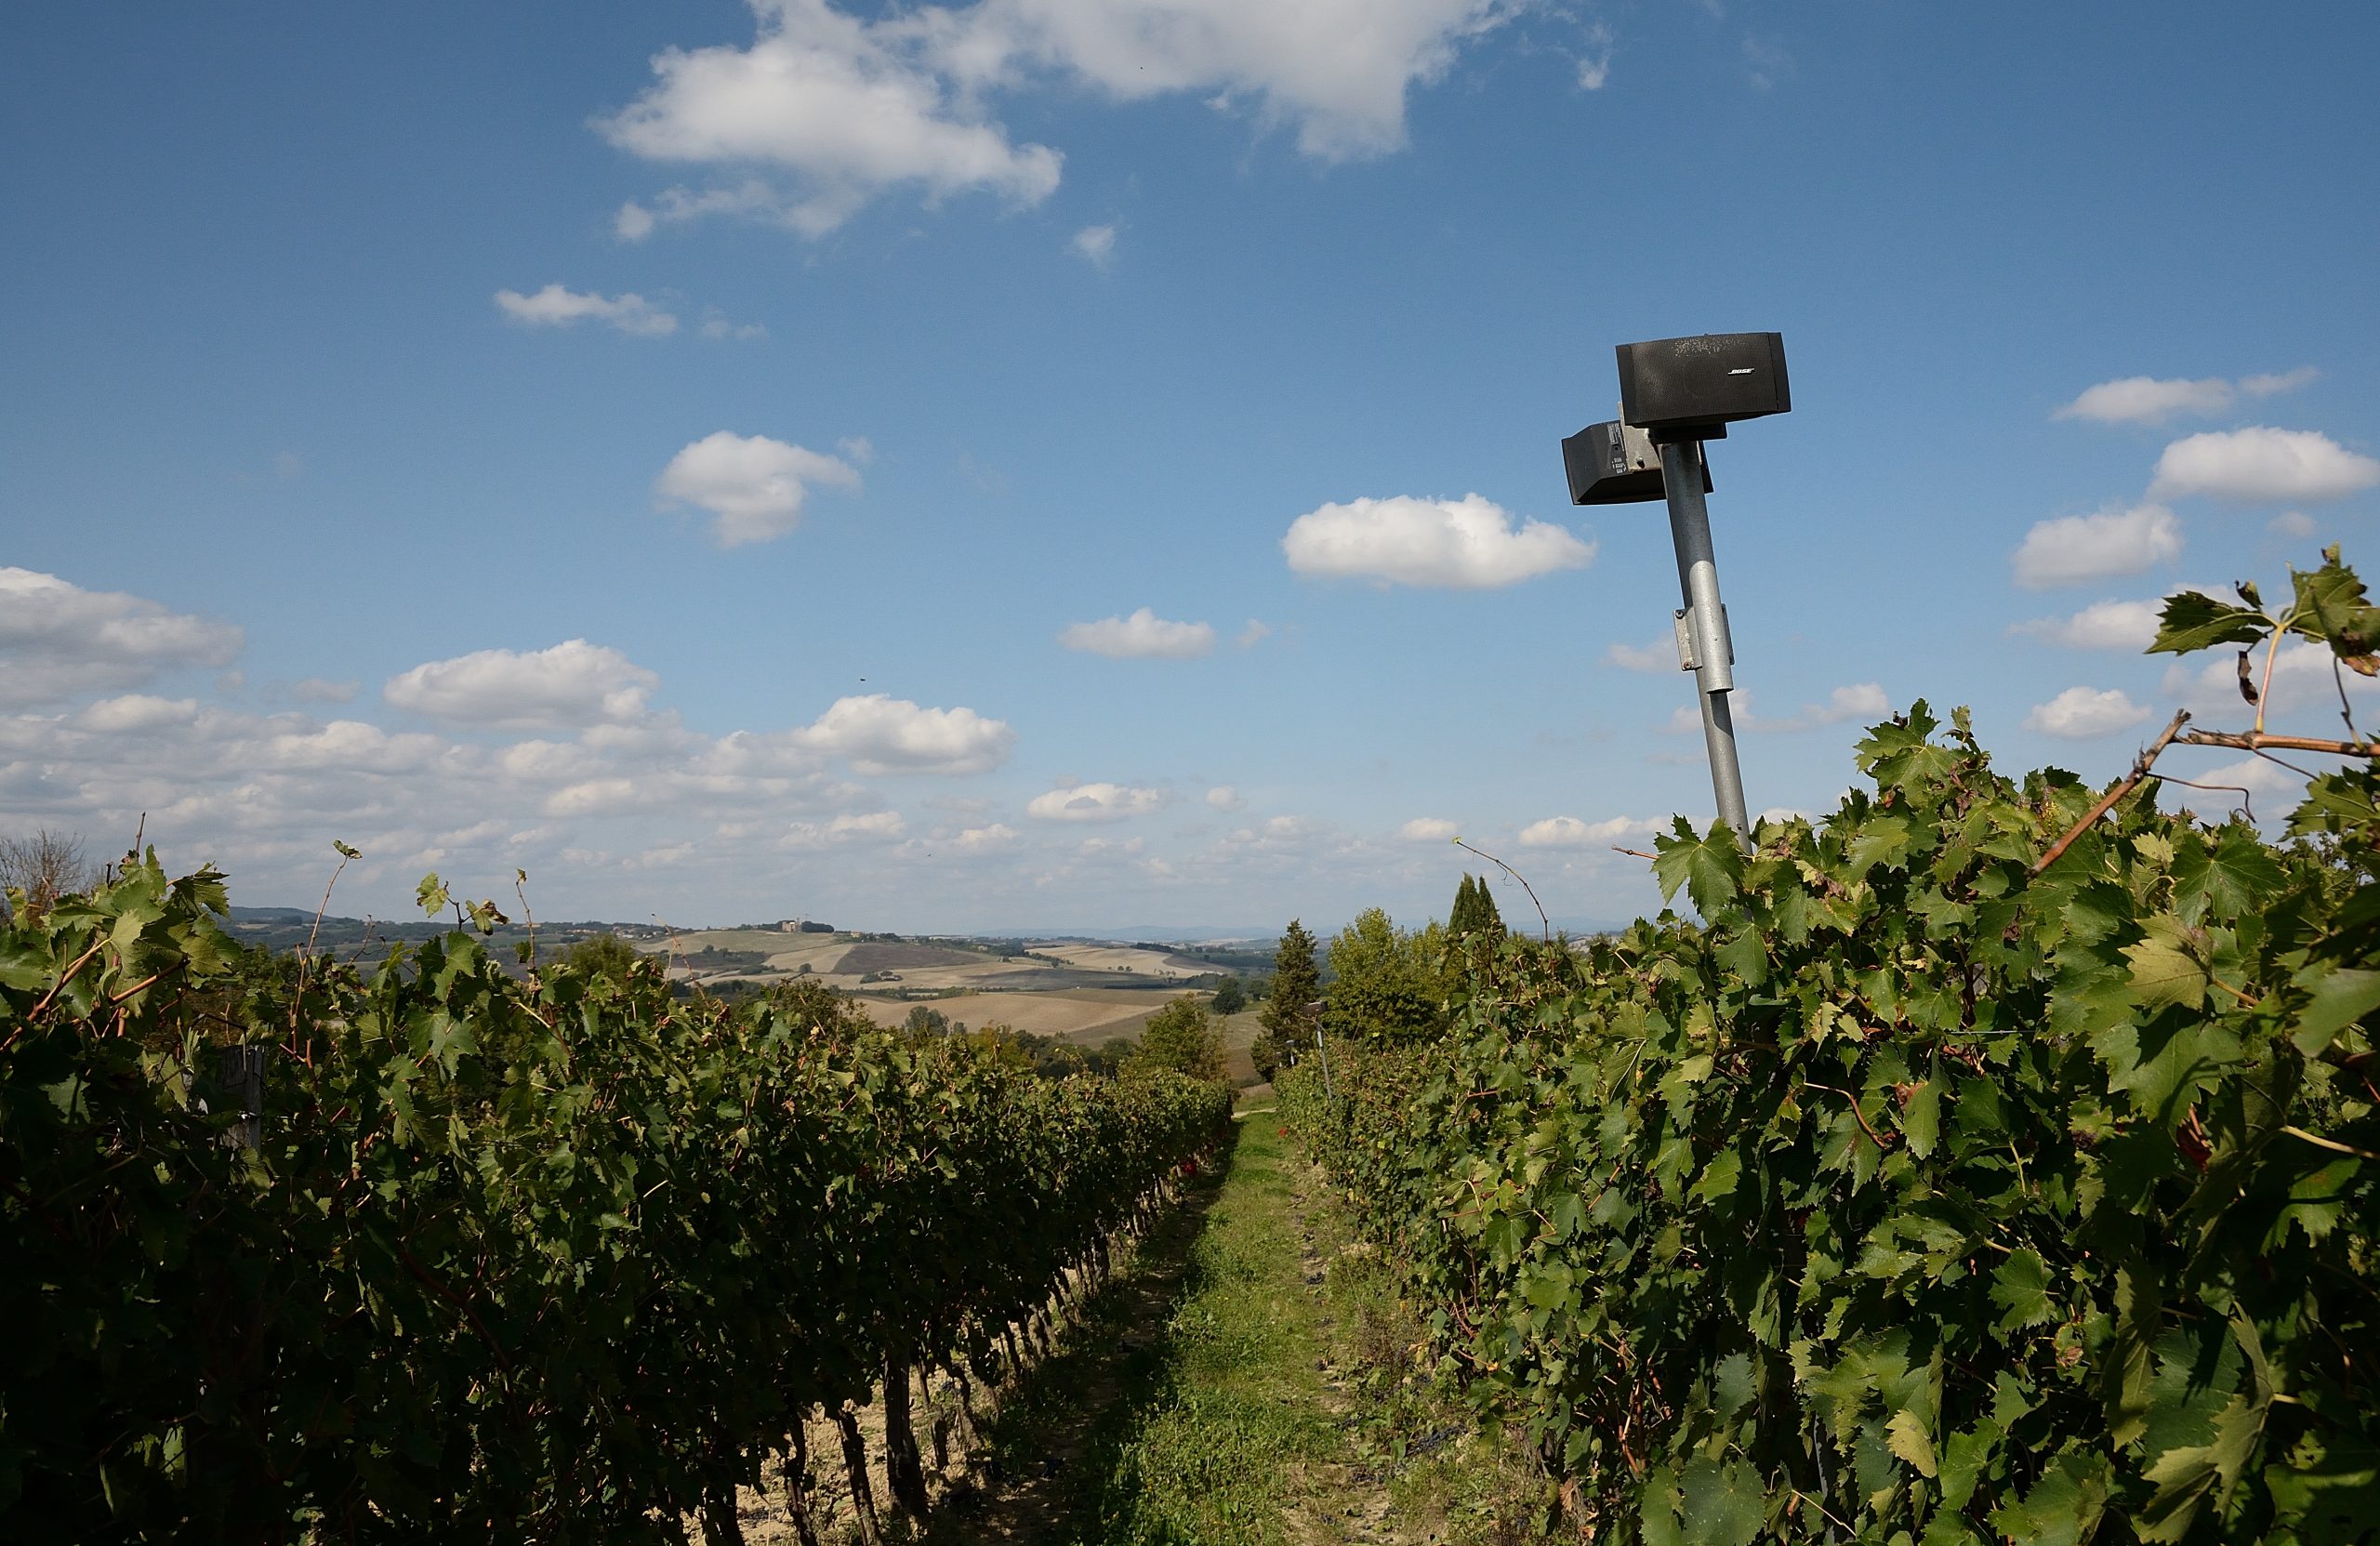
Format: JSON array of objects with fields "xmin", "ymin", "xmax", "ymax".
[{"xmin": 921, "ymin": 1116, "xmax": 1553, "ymax": 1546}]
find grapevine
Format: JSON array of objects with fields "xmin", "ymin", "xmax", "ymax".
[
  {"xmin": 0, "ymin": 865, "xmax": 1228, "ymax": 1542},
  {"xmin": 1285, "ymin": 551, "xmax": 2380, "ymax": 1543}
]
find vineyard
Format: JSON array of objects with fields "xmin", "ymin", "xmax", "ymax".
[
  {"xmin": 8, "ymin": 554, "xmax": 2380, "ymax": 1546},
  {"xmin": 1281, "ymin": 556, "xmax": 2380, "ymax": 1542},
  {"xmin": 0, "ymin": 864, "xmax": 1229, "ymax": 1542}
]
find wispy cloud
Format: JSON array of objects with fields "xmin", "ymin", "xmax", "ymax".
[
  {"xmin": 1518, "ymin": 814, "xmax": 1661, "ymax": 848},
  {"xmin": 1604, "ymin": 637, "xmax": 1674, "ymax": 673},
  {"xmin": 1667, "ymin": 683, "xmax": 1889, "ymax": 735},
  {"xmin": 2054, "ymin": 367, "xmax": 2317, "ymax": 426},
  {"xmin": 1071, "ymin": 223, "xmax": 1117, "ymax": 268},
  {"xmin": 1026, "ymin": 782, "xmax": 1166, "ymax": 822},
  {"xmin": 495, "ymin": 284, "xmax": 677, "ymax": 337}
]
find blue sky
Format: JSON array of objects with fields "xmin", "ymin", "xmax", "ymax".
[{"xmin": 5, "ymin": 1, "xmax": 2376, "ymax": 933}]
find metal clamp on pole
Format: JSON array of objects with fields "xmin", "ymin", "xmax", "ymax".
[{"xmin": 1671, "ymin": 602, "xmax": 1733, "ymax": 676}]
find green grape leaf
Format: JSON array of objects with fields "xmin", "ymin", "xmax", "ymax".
[
  {"xmin": 1690, "ymin": 1147, "xmax": 1743, "ymax": 1204},
  {"xmin": 1886, "ymin": 1408, "xmax": 1937, "ymax": 1477},
  {"xmin": 2171, "ymin": 826, "xmax": 2286, "ymax": 924},
  {"xmin": 2287, "ymin": 770, "xmax": 2380, "ymax": 838},
  {"xmin": 2263, "ymin": 1433, "xmax": 2380, "ymax": 1541},
  {"xmin": 1677, "ymin": 1456, "xmax": 1766, "ymax": 1546},
  {"xmin": 2149, "ymin": 590, "xmax": 2269, "ymax": 655},
  {"xmin": 0, "ymin": 939, "xmax": 49, "ymax": 991},
  {"xmin": 1991, "ymin": 1247, "xmax": 2055, "ymax": 1330},
  {"xmin": 2125, "ymin": 915, "xmax": 2213, "ymax": 1011},
  {"xmin": 1638, "ymin": 1466, "xmax": 1685, "ymax": 1546},
  {"xmin": 1652, "ymin": 818, "xmax": 1745, "ymax": 913},
  {"xmin": 2136, "ymin": 1395, "xmax": 2265, "ymax": 1543},
  {"xmin": 2288, "ymin": 548, "xmax": 2380, "ymax": 667},
  {"xmin": 1900, "ymin": 1077, "xmax": 1940, "ymax": 1158},
  {"xmin": 1937, "ymin": 1420, "xmax": 2000, "ymax": 1512},
  {"xmin": 1990, "ymin": 1452, "xmax": 2109, "ymax": 1546},
  {"xmin": 2289, "ymin": 964, "xmax": 2380, "ymax": 1057}
]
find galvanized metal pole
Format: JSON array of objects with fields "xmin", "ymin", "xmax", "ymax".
[{"xmin": 1659, "ymin": 438, "xmax": 1754, "ymax": 851}]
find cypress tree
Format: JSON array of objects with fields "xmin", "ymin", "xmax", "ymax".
[
  {"xmin": 1474, "ymin": 878, "xmax": 1505, "ymax": 938},
  {"xmin": 1449, "ymin": 874, "xmax": 1504, "ymax": 938},
  {"xmin": 1449, "ymin": 874, "xmax": 1481, "ymax": 934},
  {"xmin": 1254, "ymin": 918, "xmax": 1321, "ymax": 1076}
]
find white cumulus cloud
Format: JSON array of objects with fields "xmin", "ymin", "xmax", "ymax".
[
  {"xmin": 494, "ymin": 284, "xmax": 678, "ymax": 337},
  {"xmin": 2013, "ymin": 598, "xmax": 2164, "ymax": 651},
  {"xmin": 1283, "ymin": 494, "xmax": 1594, "ymax": 589},
  {"xmin": 1806, "ymin": 683, "xmax": 1890, "ymax": 724},
  {"xmin": 2024, "ymin": 686, "xmax": 2153, "ymax": 739},
  {"xmin": 2054, "ymin": 367, "xmax": 2317, "ymax": 426},
  {"xmin": 1026, "ymin": 781, "xmax": 1165, "ymax": 822},
  {"xmin": 2013, "ymin": 502, "xmax": 2182, "ymax": 589},
  {"xmin": 1058, "ymin": 607, "xmax": 1214, "ymax": 659},
  {"xmin": 2149, "ymin": 427, "xmax": 2380, "ymax": 505},
  {"xmin": 74, "ymin": 694, "xmax": 199, "ymax": 733},
  {"xmin": 941, "ymin": 0, "xmax": 1515, "ymax": 161},
  {"xmin": 2184, "ymin": 754, "xmax": 2304, "ymax": 817},
  {"xmin": 795, "ymin": 694, "xmax": 1015, "ymax": 775},
  {"xmin": 597, "ymin": 0, "xmax": 1516, "ymax": 237},
  {"xmin": 384, "ymin": 641, "xmax": 660, "ymax": 731},
  {"xmin": 654, "ymin": 430, "xmax": 864, "ymax": 546},
  {"xmin": 596, "ymin": 0, "xmax": 1065, "ymax": 238},
  {"xmin": 0, "ymin": 625, "xmax": 935, "ymax": 920},
  {"xmin": 0, "ymin": 567, "xmax": 244, "ymax": 706},
  {"xmin": 1205, "ymin": 786, "xmax": 1245, "ymax": 812},
  {"xmin": 1398, "ymin": 816, "xmax": 1457, "ymax": 842},
  {"xmin": 1518, "ymin": 814, "xmax": 1660, "ymax": 849}
]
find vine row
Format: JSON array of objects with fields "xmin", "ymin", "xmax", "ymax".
[
  {"xmin": 0, "ymin": 865, "xmax": 1230, "ymax": 1542},
  {"xmin": 1285, "ymin": 554, "xmax": 2380, "ymax": 1543}
]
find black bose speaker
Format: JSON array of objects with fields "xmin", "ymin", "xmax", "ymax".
[
  {"xmin": 1562, "ymin": 419, "xmax": 1712, "ymax": 506},
  {"xmin": 1616, "ymin": 333, "xmax": 1790, "ymax": 432}
]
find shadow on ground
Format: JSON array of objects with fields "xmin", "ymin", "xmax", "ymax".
[{"xmin": 920, "ymin": 1127, "xmax": 1250, "ymax": 1545}]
